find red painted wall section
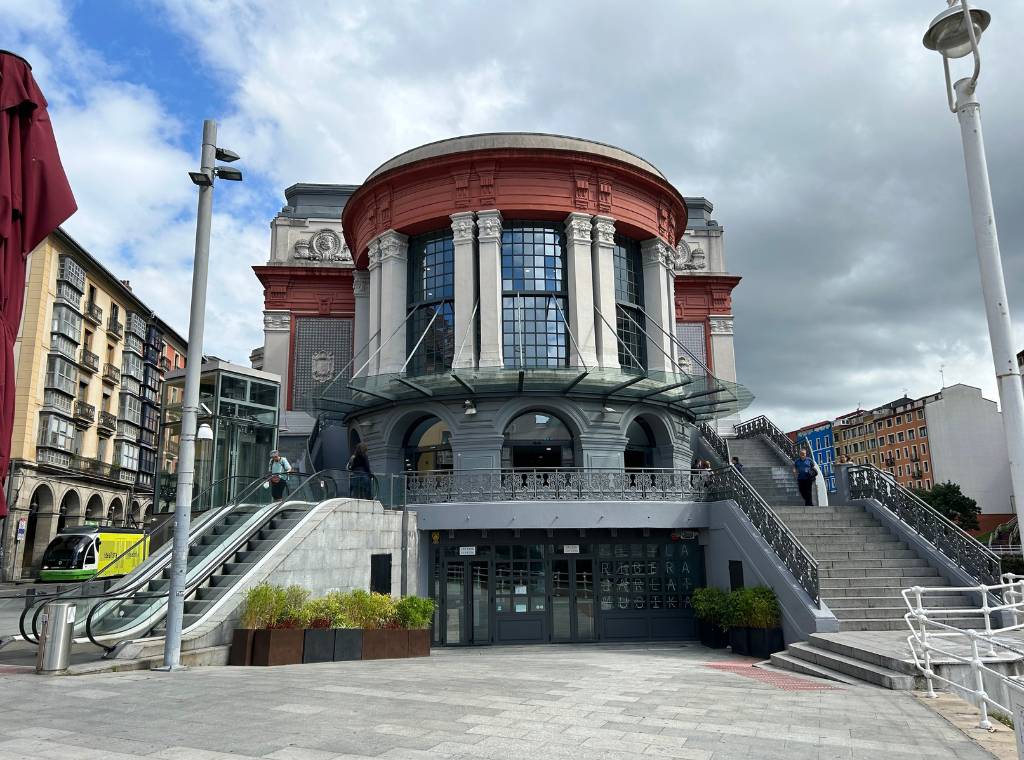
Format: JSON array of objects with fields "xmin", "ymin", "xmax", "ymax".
[
  {"xmin": 342, "ymin": 149, "xmax": 688, "ymax": 267},
  {"xmin": 674, "ymin": 274, "xmax": 742, "ymax": 372},
  {"xmin": 253, "ymin": 266, "xmax": 356, "ymax": 316}
]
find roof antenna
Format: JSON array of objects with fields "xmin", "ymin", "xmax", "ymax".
[{"xmin": 940, "ymin": 364, "xmax": 945, "ymax": 388}]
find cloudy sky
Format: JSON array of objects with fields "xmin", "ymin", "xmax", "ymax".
[{"xmin": 6, "ymin": 0, "xmax": 1024, "ymax": 431}]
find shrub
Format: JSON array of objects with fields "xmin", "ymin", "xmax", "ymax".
[
  {"xmin": 273, "ymin": 585, "xmax": 310, "ymax": 629},
  {"xmin": 726, "ymin": 587, "xmax": 757, "ymax": 629},
  {"xmin": 691, "ymin": 587, "xmax": 730, "ymax": 632},
  {"xmin": 748, "ymin": 586, "xmax": 781, "ymax": 629},
  {"xmin": 300, "ymin": 597, "xmax": 337, "ymax": 629},
  {"xmin": 239, "ymin": 582, "xmax": 280, "ymax": 629},
  {"xmin": 396, "ymin": 596, "xmax": 436, "ymax": 630},
  {"xmin": 338, "ymin": 589, "xmax": 397, "ymax": 630}
]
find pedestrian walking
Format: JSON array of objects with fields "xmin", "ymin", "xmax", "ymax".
[
  {"xmin": 731, "ymin": 456, "xmax": 743, "ymax": 474},
  {"xmin": 792, "ymin": 447, "xmax": 817, "ymax": 507},
  {"xmin": 268, "ymin": 449, "xmax": 292, "ymax": 500},
  {"xmin": 347, "ymin": 442, "xmax": 373, "ymax": 499}
]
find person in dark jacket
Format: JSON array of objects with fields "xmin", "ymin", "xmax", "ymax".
[
  {"xmin": 348, "ymin": 443, "xmax": 373, "ymax": 499},
  {"xmin": 792, "ymin": 447, "xmax": 817, "ymax": 507}
]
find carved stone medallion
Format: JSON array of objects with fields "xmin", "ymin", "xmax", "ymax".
[{"xmin": 311, "ymin": 351, "xmax": 335, "ymax": 383}]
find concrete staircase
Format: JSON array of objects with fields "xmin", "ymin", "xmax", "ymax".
[{"xmin": 728, "ymin": 437, "xmax": 804, "ymax": 505}]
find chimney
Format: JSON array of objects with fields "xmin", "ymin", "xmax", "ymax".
[{"xmin": 120, "ymin": 280, "xmax": 132, "ymax": 292}]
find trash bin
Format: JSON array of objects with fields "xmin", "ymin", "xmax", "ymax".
[{"xmin": 36, "ymin": 601, "xmax": 76, "ymax": 674}]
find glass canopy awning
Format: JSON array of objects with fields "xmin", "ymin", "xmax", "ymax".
[{"xmin": 312, "ymin": 365, "xmax": 753, "ymax": 421}]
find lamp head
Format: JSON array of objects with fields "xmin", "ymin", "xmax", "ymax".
[
  {"xmin": 463, "ymin": 400, "xmax": 477, "ymax": 416},
  {"xmin": 923, "ymin": 3, "xmax": 990, "ymax": 59},
  {"xmin": 196, "ymin": 423, "xmax": 214, "ymax": 441},
  {"xmin": 215, "ymin": 147, "xmax": 240, "ymax": 162},
  {"xmin": 188, "ymin": 170, "xmax": 213, "ymax": 187},
  {"xmin": 214, "ymin": 166, "xmax": 243, "ymax": 182}
]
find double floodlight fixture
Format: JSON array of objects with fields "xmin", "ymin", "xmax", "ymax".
[{"xmin": 188, "ymin": 143, "xmax": 243, "ymax": 185}]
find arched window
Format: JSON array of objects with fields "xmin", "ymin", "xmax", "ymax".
[
  {"xmin": 501, "ymin": 222, "xmax": 568, "ymax": 368},
  {"xmin": 624, "ymin": 418, "xmax": 655, "ymax": 469},
  {"xmin": 407, "ymin": 230, "xmax": 455, "ymax": 376},
  {"xmin": 403, "ymin": 416, "xmax": 452, "ymax": 472},
  {"xmin": 613, "ymin": 235, "xmax": 646, "ymax": 371},
  {"xmin": 502, "ymin": 411, "xmax": 575, "ymax": 469}
]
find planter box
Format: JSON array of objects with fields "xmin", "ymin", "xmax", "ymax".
[
  {"xmin": 729, "ymin": 627, "xmax": 751, "ymax": 657},
  {"xmin": 361, "ymin": 629, "xmax": 388, "ymax": 660},
  {"xmin": 383, "ymin": 628, "xmax": 409, "ymax": 659},
  {"xmin": 408, "ymin": 629, "xmax": 431, "ymax": 657},
  {"xmin": 303, "ymin": 628, "xmax": 335, "ymax": 664},
  {"xmin": 333, "ymin": 629, "xmax": 363, "ymax": 662},
  {"xmin": 748, "ymin": 627, "xmax": 785, "ymax": 659},
  {"xmin": 697, "ymin": 620, "xmax": 729, "ymax": 649},
  {"xmin": 229, "ymin": 629, "xmax": 255, "ymax": 666},
  {"xmin": 252, "ymin": 628, "xmax": 304, "ymax": 666}
]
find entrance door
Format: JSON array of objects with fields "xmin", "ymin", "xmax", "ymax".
[
  {"xmin": 442, "ymin": 559, "xmax": 490, "ymax": 645},
  {"xmin": 551, "ymin": 557, "xmax": 596, "ymax": 642}
]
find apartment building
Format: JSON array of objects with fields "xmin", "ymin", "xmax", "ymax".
[{"xmin": 2, "ymin": 229, "xmax": 186, "ymax": 580}]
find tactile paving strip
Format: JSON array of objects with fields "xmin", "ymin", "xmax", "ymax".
[{"xmin": 704, "ymin": 661, "xmax": 841, "ymax": 691}]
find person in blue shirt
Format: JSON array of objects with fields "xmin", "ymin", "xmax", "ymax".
[{"xmin": 792, "ymin": 447, "xmax": 817, "ymax": 507}]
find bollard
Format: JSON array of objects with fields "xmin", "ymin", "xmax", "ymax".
[{"xmin": 36, "ymin": 601, "xmax": 76, "ymax": 674}]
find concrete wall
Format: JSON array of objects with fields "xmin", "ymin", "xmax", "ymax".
[{"xmin": 925, "ymin": 384, "xmax": 1012, "ymax": 514}]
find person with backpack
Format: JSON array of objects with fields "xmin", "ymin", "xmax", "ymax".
[
  {"xmin": 792, "ymin": 447, "xmax": 817, "ymax": 507},
  {"xmin": 347, "ymin": 442, "xmax": 373, "ymax": 499},
  {"xmin": 268, "ymin": 450, "xmax": 292, "ymax": 500}
]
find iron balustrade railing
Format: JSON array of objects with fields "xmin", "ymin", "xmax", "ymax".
[
  {"xmin": 404, "ymin": 468, "xmax": 728, "ymax": 504},
  {"xmin": 697, "ymin": 421, "xmax": 729, "ymax": 463},
  {"xmin": 79, "ymin": 348, "xmax": 99, "ymax": 373},
  {"xmin": 106, "ymin": 317, "xmax": 123, "ymax": 340},
  {"xmin": 102, "ymin": 363, "xmax": 120, "ymax": 384},
  {"xmin": 74, "ymin": 399, "xmax": 95, "ymax": 424},
  {"xmin": 97, "ymin": 410, "xmax": 117, "ymax": 432},
  {"xmin": 734, "ymin": 414, "xmax": 798, "ymax": 460},
  {"xmin": 84, "ymin": 301, "xmax": 102, "ymax": 324},
  {"xmin": 847, "ymin": 464, "xmax": 1000, "ymax": 585}
]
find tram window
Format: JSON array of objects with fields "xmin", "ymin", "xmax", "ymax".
[{"xmin": 84, "ymin": 541, "xmax": 97, "ymax": 567}]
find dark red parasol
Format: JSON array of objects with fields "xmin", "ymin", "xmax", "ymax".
[{"xmin": 0, "ymin": 51, "xmax": 77, "ymax": 517}]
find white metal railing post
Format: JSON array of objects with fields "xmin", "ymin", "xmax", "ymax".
[
  {"xmin": 914, "ymin": 586, "xmax": 938, "ymax": 699},
  {"xmin": 969, "ymin": 632, "xmax": 993, "ymax": 730},
  {"xmin": 981, "ymin": 586, "xmax": 997, "ymax": 657}
]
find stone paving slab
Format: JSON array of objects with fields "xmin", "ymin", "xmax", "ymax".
[{"xmin": 0, "ymin": 642, "xmax": 996, "ymax": 759}]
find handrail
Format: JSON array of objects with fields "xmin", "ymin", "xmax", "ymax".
[
  {"xmin": 697, "ymin": 421, "xmax": 729, "ymax": 463},
  {"xmin": 84, "ymin": 469, "xmax": 342, "ymax": 650},
  {"xmin": 846, "ymin": 463, "xmax": 1000, "ymax": 585},
  {"xmin": 735, "ymin": 415, "xmax": 798, "ymax": 460},
  {"xmin": 717, "ymin": 464, "xmax": 820, "ymax": 606}
]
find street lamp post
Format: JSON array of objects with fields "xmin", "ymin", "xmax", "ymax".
[
  {"xmin": 923, "ymin": 2, "xmax": 1024, "ymax": 534},
  {"xmin": 160, "ymin": 120, "xmax": 241, "ymax": 670}
]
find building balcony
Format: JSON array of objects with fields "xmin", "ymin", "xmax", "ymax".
[
  {"xmin": 116, "ymin": 419, "xmax": 140, "ymax": 438},
  {"xmin": 102, "ymin": 363, "xmax": 121, "ymax": 385},
  {"xmin": 36, "ymin": 447, "xmax": 72, "ymax": 468},
  {"xmin": 144, "ymin": 346, "xmax": 160, "ymax": 366},
  {"xmin": 97, "ymin": 410, "xmax": 117, "ymax": 435},
  {"xmin": 41, "ymin": 389, "xmax": 73, "ymax": 415},
  {"xmin": 84, "ymin": 301, "xmax": 103, "ymax": 325},
  {"xmin": 159, "ymin": 355, "xmax": 172, "ymax": 372},
  {"xmin": 74, "ymin": 399, "xmax": 95, "ymax": 427},
  {"xmin": 44, "ymin": 372, "xmax": 76, "ymax": 397},
  {"xmin": 79, "ymin": 348, "xmax": 100, "ymax": 373},
  {"xmin": 126, "ymin": 312, "xmax": 147, "ymax": 339},
  {"xmin": 106, "ymin": 317, "xmax": 123, "ymax": 340},
  {"xmin": 118, "ymin": 468, "xmax": 137, "ymax": 485}
]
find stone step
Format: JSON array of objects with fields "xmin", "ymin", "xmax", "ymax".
[
  {"xmin": 782, "ymin": 518, "xmax": 880, "ymax": 528},
  {"xmin": 822, "ymin": 594, "xmax": 968, "ymax": 609},
  {"xmin": 773, "ymin": 507, "xmax": 868, "ymax": 516},
  {"xmin": 767, "ymin": 652, "xmax": 864, "ymax": 686},
  {"xmin": 830, "ymin": 606, "xmax": 910, "ymax": 621},
  {"xmin": 782, "ymin": 642, "xmax": 916, "ymax": 689},
  {"xmin": 807, "ymin": 633, "xmax": 918, "ymax": 674},
  {"xmin": 821, "ymin": 565, "xmax": 935, "ymax": 579},
  {"xmin": 789, "ymin": 526, "xmax": 893, "ymax": 537},
  {"xmin": 835, "ymin": 617, "xmax": 985, "ymax": 632},
  {"xmin": 818, "ymin": 557, "xmax": 929, "ymax": 570},
  {"xmin": 813, "ymin": 549, "xmax": 917, "ymax": 561},
  {"xmin": 820, "ymin": 574, "xmax": 945, "ymax": 588},
  {"xmin": 800, "ymin": 538, "xmax": 902, "ymax": 549},
  {"xmin": 820, "ymin": 584, "xmax": 947, "ymax": 597}
]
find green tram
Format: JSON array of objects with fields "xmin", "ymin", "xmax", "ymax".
[{"xmin": 38, "ymin": 526, "xmax": 149, "ymax": 582}]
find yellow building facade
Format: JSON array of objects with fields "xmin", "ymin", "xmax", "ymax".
[{"xmin": 3, "ymin": 230, "xmax": 185, "ymax": 580}]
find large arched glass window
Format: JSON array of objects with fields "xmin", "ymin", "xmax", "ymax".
[
  {"xmin": 407, "ymin": 230, "xmax": 455, "ymax": 376},
  {"xmin": 502, "ymin": 411, "xmax": 575, "ymax": 469},
  {"xmin": 613, "ymin": 235, "xmax": 646, "ymax": 371},
  {"xmin": 403, "ymin": 416, "xmax": 452, "ymax": 472},
  {"xmin": 624, "ymin": 418, "xmax": 654, "ymax": 469},
  {"xmin": 501, "ymin": 222, "xmax": 568, "ymax": 368}
]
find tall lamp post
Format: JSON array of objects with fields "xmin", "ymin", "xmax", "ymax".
[
  {"xmin": 922, "ymin": 2, "xmax": 1024, "ymax": 531},
  {"xmin": 160, "ymin": 120, "xmax": 242, "ymax": 670}
]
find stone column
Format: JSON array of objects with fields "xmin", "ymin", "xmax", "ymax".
[
  {"xmin": 352, "ymin": 271, "xmax": 370, "ymax": 376},
  {"xmin": 591, "ymin": 216, "xmax": 619, "ymax": 369},
  {"xmin": 640, "ymin": 238, "xmax": 676, "ymax": 372},
  {"xmin": 262, "ymin": 310, "xmax": 291, "ymax": 401},
  {"xmin": 367, "ymin": 240, "xmax": 382, "ymax": 375},
  {"xmin": 476, "ymin": 210, "xmax": 503, "ymax": 368},
  {"xmin": 564, "ymin": 213, "xmax": 598, "ymax": 368},
  {"xmin": 376, "ymin": 229, "xmax": 409, "ymax": 375},
  {"xmin": 450, "ymin": 212, "xmax": 476, "ymax": 369},
  {"xmin": 708, "ymin": 315, "xmax": 736, "ymax": 383}
]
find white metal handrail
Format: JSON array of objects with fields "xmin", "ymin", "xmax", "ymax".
[{"xmin": 903, "ymin": 574, "xmax": 1024, "ymax": 730}]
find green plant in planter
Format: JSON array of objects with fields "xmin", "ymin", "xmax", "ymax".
[
  {"xmin": 396, "ymin": 596, "xmax": 436, "ymax": 630},
  {"xmin": 691, "ymin": 587, "xmax": 729, "ymax": 631},
  {"xmin": 239, "ymin": 582, "xmax": 283, "ymax": 629},
  {"xmin": 273, "ymin": 585, "xmax": 309, "ymax": 629},
  {"xmin": 339, "ymin": 589, "xmax": 398, "ymax": 629},
  {"xmin": 300, "ymin": 597, "xmax": 337, "ymax": 629},
  {"xmin": 726, "ymin": 587, "xmax": 757, "ymax": 628},
  {"xmin": 748, "ymin": 586, "xmax": 781, "ymax": 629}
]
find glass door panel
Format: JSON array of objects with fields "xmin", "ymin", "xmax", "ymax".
[
  {"xmin": 471, "ymin": 561, "xmax": 490, "ymax": 644},
  {"xmin": 551, "ymin": 559, "xmax": 571, "ymax": 642},
  {"xmin": 575, "ymin": 559, "xmax": 595, "ymax": 641},
  {"xmin": 445, "ymin": 562, "xmax": 465, "ymax": 645}
]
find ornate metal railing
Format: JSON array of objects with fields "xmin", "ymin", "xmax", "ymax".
[
  {"xmin": 734, "ymin": 414, "xmax": 797, "ymax": 460},
  {"xmin": 719, "ymin": 465, "xmax": 820, "ymax": 605},
  {"xmin": 847, "ymin": 464, "xmax": 1000, "ymax": 585},
  {"xmin": 405, "ymin": 468, "xmax": 729, "ymax": 504},
  {"xmin": 697, "ymin": 421, "xmax": 729, "ymax": 463}
]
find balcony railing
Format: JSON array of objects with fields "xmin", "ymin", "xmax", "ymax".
[
  {"xmin": 159, "ymin": 355, "xmax": 172, "ymax": 372},
  {"xmin": 79, "ymin": 348, "xmax": 99, "ymax": 373},
  {"xmin": 97, "ymin": 410, "xmax": 117, "ymax": 433},
  {"xmin": 102, "ymin": 363, "xmax": 120, "ymax": 384},
  {"xmin": 35, "ymin": 450, "xmax": 124, "ymax": 482},
  {"xmin": 734, "ymin": 415, "xmax": 798, "ymax": 460},
  {"xmin": 84, "ymin": 301, "xmax": 102, "ymax": 325},
  {"xmin": 74, "ymin": 400, "xmax": 95, "ymax": 425},
  {"xmin": 106, "ymin": 317, "xmax": 123, "ymax": 340}
]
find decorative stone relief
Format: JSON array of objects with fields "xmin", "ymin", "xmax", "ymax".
[
  {"xmin": 263, "ymin": 311, "xmax": 290, "ymax": 331},
  {"xmin": 593, "ymin": 218, "xmax": 615, "ymax": 246},
  {"xmin": 709, "ymin": 317, "xmax": 734, "ymax": 335},
  {"xmin": 352, "ymin": 270, "xmax": 369, "ymax": 297},
  {"xmin": 367, "ymin": 239, "xmax": 381, "ymax": 270},
  {"xmin": 672, "ymin": 239, "xmax": 707, "ymax": 272},
  {"xmin": 294, "ymin": 228, "xmax": 351, "ymax": 263},
  {"xmin": 451, "ymin": 213, "xmax": 476, "ymax": 243},
  {"xmin": 598, "ymin": 179, "xmax": 612, "ymax": 212},
  {"xmin": 677, "ymin": 352, "xmax": 696, "ymax": 374},
  {"xmin": 477, "ymin": 213, "xmax": 502, "ymax": 241},
  {"xmin": 641, "ymin": 240, "xmax": 673, "ymax": 269},
  {"xmin": 564, "ymin": 214, "xmax": 592, "ymax": 244},
  {"xmin": 377, "ymin": 230, "xmax": 407, "ymax": 263},
  {"xmin": 311, "ymin": 351, "xmax": 335, "ymax": 383}
]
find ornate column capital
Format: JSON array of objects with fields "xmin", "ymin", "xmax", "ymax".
[
  {"xmin": 450, "ymin": 211, "xmax": 476, "ymax": 243},
  {"xmin": 476, "ymin": 209, "xmax": 503, "ymax": 242},
  {"xmin": 352, "ymin": 270, "xmax": 370, "ymax": 297},
  {"xmin": 592, "ymin": 215, "xmax": 616, "ymax": 247},
  {"xmin": 375, "ymin": 229, "xmax": 408, "ymax": 264},
  {"xmin": 367, "ymin": 238, "xmax": 381, "ymax": 270},
  {"xmin": 709, "ymin": 315, "xmax": 734, "ymax": 335},
  {"xmin": 640, "ymin": 238, "xmax": 673, "ymax": 269},
  {"xmin": 564, "ymin": 212, "xmax": 593, "ymax": 245},
  {"xmin": 263, "ymin": 311, "xmax": 291, "ymax": 332}
]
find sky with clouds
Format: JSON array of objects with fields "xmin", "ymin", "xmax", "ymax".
[{"xmin": 5, "ymin": 0, "xmax": 1024, "ymax": 432}]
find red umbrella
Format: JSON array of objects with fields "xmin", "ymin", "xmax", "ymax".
[{"xmin": 0, "ymin": 51, "xmax": 77, "ymax": 517}]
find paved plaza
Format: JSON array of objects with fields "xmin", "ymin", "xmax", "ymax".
[{"xmin": 0, "ymin": 643, "xmax": 995, "ymax": 760}]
